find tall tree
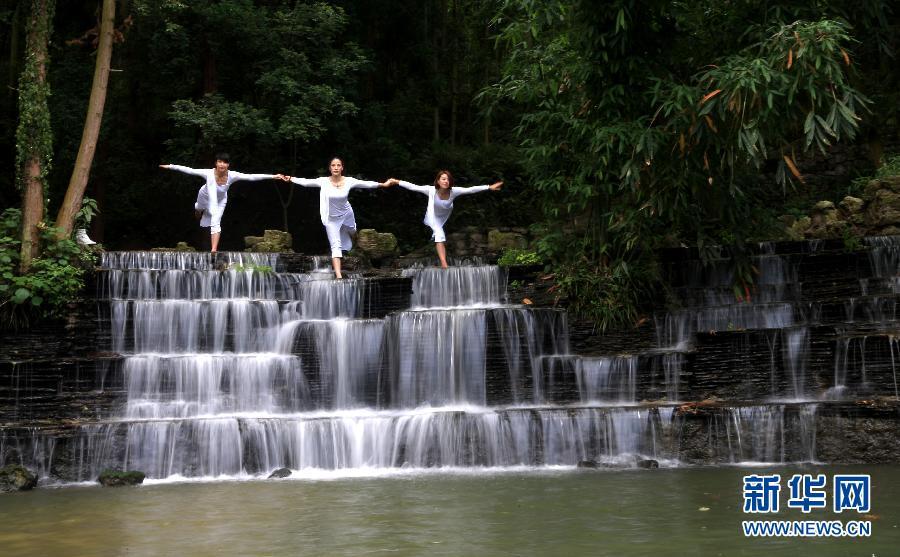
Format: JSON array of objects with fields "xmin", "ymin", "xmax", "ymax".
[
  {"xmin": 15, "ymin": 0, "xmax": 54, "ymax": 272},
  {"xmin": 54, "ymin": 0, "xmax": 115, "ymax": 239}
]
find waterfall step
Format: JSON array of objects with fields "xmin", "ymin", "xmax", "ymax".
[{"xmin": 4, "ymin": 400, "xmax": 897, "ymax": 481}]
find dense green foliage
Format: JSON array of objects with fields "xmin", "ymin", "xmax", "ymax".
[
  {"xmin": 497, "ymin": 248, "xmax": 541, "ymax": 267},
  {"xmin": 484, "ymin": 0, "xmax": 897, "ymax": 327},
  {"xmin": 0, "ymin": 208, "xmax": 94, "ymax": 329},
  {"xmin": 1, "ymin": 1, "xmax": 897, "ymax": 329}
]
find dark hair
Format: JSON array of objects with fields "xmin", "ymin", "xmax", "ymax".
[
  {"xmin": 433, "ymin": 170, "xmax": 454, "ymax": 188},
  {"xmin": 215, "ymin": 152, "xmax": 230, "ymax": 163}
]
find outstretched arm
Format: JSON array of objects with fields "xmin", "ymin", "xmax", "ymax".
[
  {"xmin": 288, "ymin": 177, "xmax": 322, "ymax": 188},
  {"xmin": 229, "ymin": 171, "xmax": 285, "ymax": 183},
  {"xmin": 345, "ymin": 177, "xmax": 390, "ymax": 190},
  {"xmin": 396, "ymin": 180, "xmax": 433, "ymax": 194},
  {"xmin": 451, "ymin": 184, "xmax": 490, "ymax": 197},
  {"xmin": 160, "ymin": 164, "xmax": 207, "ymax": 178}
]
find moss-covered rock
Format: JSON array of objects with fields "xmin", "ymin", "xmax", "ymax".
[
  {"xmin": 0, "ymin": 464, "xmax": 38, "ymax": 492},
  {"xmin": 840, "ymin": 196, "xmax": 864, "ymax": 214},
  {"xmin": 488, "ymin": 229, "xmax": 528, "ymax": 251},
  {"xmin": 150, "ymin": 242, "xmax": 196, "ymax": 252},
  {"xmin": 865, "ymin": 176, "xmax": 900, "ymax": 230},
  {"xmin": 97, "ymin": 469, "xmax": 146, "ymax": 487},
  {"xmin": 247, "ymin": 229, "xmax": 293, "ymax": 253},
  {"xmin": 787, "ymin": 216, "xmax": 812, "ymax": 240},
  {"xmin": 244, "ymin": 235, "xmax": 264, "ymax": 249},
  {"xmin": 356, "ymin": 229, "xmax": 398, "ymax": 259}
]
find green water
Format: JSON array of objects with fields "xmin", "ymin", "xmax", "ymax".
[{"xmin": 1, "ymin": 466, "xmax": 897, "ymax": 556}]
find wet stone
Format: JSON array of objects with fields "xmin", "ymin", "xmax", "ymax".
[
  {"xmin": 97, "ymin": 470, "xmax": 145, "ymax": 487},
  {"xmin": 268, "ymin": 468, "xmax": 292, "ymax": 479},
  {"xmin": 0, "ymin": 464, "xmax": 38, "ymax": 492}
]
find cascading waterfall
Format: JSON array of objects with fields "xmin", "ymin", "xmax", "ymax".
[
  {"xmin": 707, "ymin": 404, "xmax": 818, "ymax": 464},
  {"xmin": 101, "ymin": 251, "xmax": 279, "ymax": 271},
  {"xmin": 10, "ymin": 240, "xmax": 867, "ymax": 482},
  {"xmin": 403, "ymin": 264, "xmax": 506, "ymax": 308},
  {"xmin": 577, "ymin": 357, "xmax": 638, "ymax": 404},
  {"xmin": 29, "ymin": 251, "xmax": 692, "ymax": 481}
]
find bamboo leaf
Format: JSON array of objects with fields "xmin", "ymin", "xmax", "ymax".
[
  {"xmin": 700, "ymin": 89, "xmax": 722, "ymax": 104},
  {"xmin": 783, "ymin": 154, "xmax": 805, "ymax": 183},
  {"xmin": 841, "ymin": 48, "xmax": 850, "ymax": 66}
]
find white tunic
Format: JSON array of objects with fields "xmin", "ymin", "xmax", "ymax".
[
  {"xmin": 398, "ymin": 181, "xmax": 490, "ymax": 241},
  {"xmin": 290, "ymin": 176, "xmax": 381, "ymax": 256},
  {"xmin": 168, "ymin": 165, "xmax": 275, "ymax": 230}
]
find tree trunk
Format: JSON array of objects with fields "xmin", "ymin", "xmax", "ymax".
[
  {"xmin": 16, "ymin": 0, "xmax": 55, "ymax": 273},
  {"xmin": 20, "ymin": 159, "xmax": 44, "ymax": 272},
  {"xmin": 54, "ymin": 0, "xmax": 115, "ymax": 239}
]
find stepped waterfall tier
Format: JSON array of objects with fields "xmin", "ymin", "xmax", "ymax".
[{"xmin": 1, "ymin": 239, "xmax": 900, "ymax": 483}]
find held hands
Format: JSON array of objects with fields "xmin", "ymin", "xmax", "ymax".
[
  {"xmin": 381, "ymin": 178, "xmax": 400, "ymax": 188},
  {"xmin": 279, "ymin": 175, "xmax": 292, "ymax": 182},
  {"xmin": 489, "ymin": 181, "xmax": 504, "ymax": 191}
]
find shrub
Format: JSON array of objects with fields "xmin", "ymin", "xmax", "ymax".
[
  {"xmin": 0, "ymin": 208, "xmax": 95, "ymax": 329},
  {"xmin": 497, "ymin": 248, "xmax": 542, "ymax": 267}
]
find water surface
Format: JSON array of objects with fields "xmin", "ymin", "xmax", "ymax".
[{"xmin": 2, "ymin": 465, "xmax": 896, "ymax": 556}]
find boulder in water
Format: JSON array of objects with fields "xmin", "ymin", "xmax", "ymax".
[
  {"xmin": 0, "ymin": 464, "xmax": 38, "ymax": 492},
  {"xmin": 97, "ymin": 470, "xmax": 146, "ymax": 487},
  {"xmin": 576, "ymin": 460, "xmax": 599, "ymax": 469},
  {"xmin": 268, "ymin": 467, "xmax": 292, "ymax": 479},
  {"xmin": 636, "ymin": 459, "xmax": 659, "ymax": 469}
]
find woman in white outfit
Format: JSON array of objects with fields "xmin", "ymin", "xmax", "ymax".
[
  {"xmin": 285, "ymin": 157, "xmax": 395, "ymax": 278},
  {"xmin": 395, "ymin": 170, "xmax": 503, "ymax": 268},
  {"xmin": 160, "ymin": 153, "xmax": 284, "ymax": 252}
]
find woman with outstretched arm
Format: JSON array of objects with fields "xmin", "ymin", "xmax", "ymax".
[
  {"xmin": 284, "ymin": 157, "xmax": 396, "ymax": 278},
  {"xmin": 393, "ymin": 170, "xmax": 503, "ymax": 268},
  {"xmin": 160, "ymin": 153, "xmax": 285, "ymax": 252}
]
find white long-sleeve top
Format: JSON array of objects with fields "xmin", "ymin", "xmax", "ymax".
[
  {"xmin": 289, "ymin": 176, "xmax": 381, "ymax": 225},
  {"xmin": 398, "ymin": 181, "xmax": 490, "ymax": 231},
  {"xmin": 167, "ymin": 165, "xmax": 276, "ymax": 223}
]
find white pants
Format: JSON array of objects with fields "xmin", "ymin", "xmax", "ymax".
[
  {"xmin": 430, "ymin": 224, "xmax": 446, "ymax": 243},
  {"xmin": 195, "ymin": 191, "xmax": 223, "ymax": 234},
  {"xmin": 325, "ymin": 221, "xmax": 355, "ymax": 258}
]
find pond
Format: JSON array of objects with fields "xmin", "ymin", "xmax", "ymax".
[{"xmin": 2, "ymin": 465, "xmax": 896, "ymax": 556}]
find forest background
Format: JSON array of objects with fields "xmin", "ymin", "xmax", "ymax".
[{"xmin": 1, "ymin": 0, "xmax": 898, "ymax": 329}]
